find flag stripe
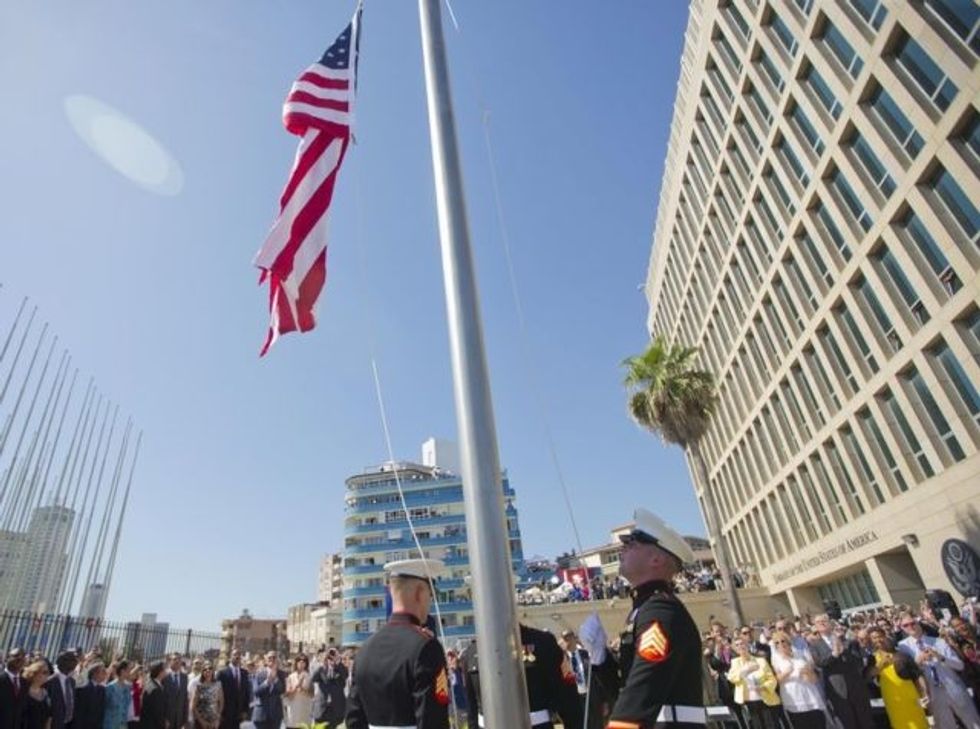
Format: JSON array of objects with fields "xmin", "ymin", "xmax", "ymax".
[
  {"xmin": 290, "ymin": 80, "xmax": 349, "ymax": 102},
  {"xmin": 282, "ymin": 103, "xmax": 349, "ymax": 127},
  {"xmin": 298, "ymin": 66, "xmax": 351, "ymax": 86},
  {"xmin": 286, "ymin": 90, "xmax": 350, "ymax": 113}
]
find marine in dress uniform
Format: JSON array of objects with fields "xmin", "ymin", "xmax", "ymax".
[
  {"xmin": 580, "ymin": 508, "xmax": 705, "ymax": 729},
  {"xmin": 463, "ymin": 623, "xmax": 584, "ymax": 729},
  {"xmin": 345, "ymin": 558, "xmax": 451, "ymax": 729}
]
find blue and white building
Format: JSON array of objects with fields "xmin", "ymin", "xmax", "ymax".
[{"xmin": 342, "ymin": 439, "xmax": 527, "ymax": 646}]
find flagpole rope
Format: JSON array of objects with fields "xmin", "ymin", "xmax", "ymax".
[
  {"xmin": 351, "ymin": 150, "xmax": 461, "ymax": 725},
  {"xmin": 440, "ymin": 6, "xmax": 604, "ymax": 723}
]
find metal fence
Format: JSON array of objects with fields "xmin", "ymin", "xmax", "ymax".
[{"xmin": 0, "ymin": 610, "xmax": 223, "ymax": 662}]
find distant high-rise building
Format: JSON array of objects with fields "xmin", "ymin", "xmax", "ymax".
[
  {"xmin": 318, "ymin": 553, "xmax": 343, "ymax": 604},
  {"xmin": 342, "ymin": 439, "xmax": 527, "ymax": 645},
  {"xmin": 123, "ymin": 613, "xmax": 169, "ymax": 661},
  {"xmin": 0, "ymin": 505, "xmax": 74, "ymax": 612},
  {"xmin": 80, "ymin": 583, "xmax": 108, "ymax": 619},
  {"xmin": 644, "ymin": 0, "xmax": 980, "ymax": 615}
]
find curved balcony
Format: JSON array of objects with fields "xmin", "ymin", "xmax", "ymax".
[
  {"xmin": 343, "ymin": 563, "xmax": 385, "ymax": 575},
  {"xmin": 346, "ymin": 490, "xmax": 463, "ymax": 514},
  {"xmin": 345, "ymin": 534, "xmax": 468, "ymax": 554},
  {"xmin": 345, "ymin": 513, "xmax": 466, "ymax": 535},
  {"xmin": 344, "ymin": 585, "xmax": 386, "ymax": 598},
  {"xmin": 344, "ymin": 578, "xmax": 466, "ymax": 597},
  {"xmin": 343, "ymin": 606, "xmax": 388, "ymax": 620},
  {"xmin": 343, "ymin": 600, "xmax": 473, "ymax": 622}
]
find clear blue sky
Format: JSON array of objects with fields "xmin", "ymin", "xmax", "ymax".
[{"xmin": 0, "ymin": 1, "xmax": 693, "ymax": 630}]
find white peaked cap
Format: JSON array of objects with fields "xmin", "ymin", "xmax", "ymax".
[
  {"xmin": 384, "ymin": 557, "xmax": 445, "ymax": 582},
  {"xmin": 622, "ymin": 507, "xmax": 695, "ymax": 564}
]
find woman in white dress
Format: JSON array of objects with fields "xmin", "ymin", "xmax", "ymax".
[
  {"xmin": 283, "ymin": 655, "xmax": 313, "ymax": 728},
  {"xmin": 769, "ymin": 630, "xmax": 826, "ymax": 729}
]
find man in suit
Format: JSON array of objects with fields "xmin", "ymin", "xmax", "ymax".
[
  {"xmin": 809, "ymin": 613, "xmax": 874, "ymax": 729},
  {"xmin": 311, "ymin": 648, "xmax": 347, "ymax": 728},
  {"xmin": 0, "ymin": 648, "xmax": 28, "ymax": 729},
  {"xmin": 898, "ymin": 612, "xmax": 980, "ymax": 729},
  {"xmin": 217, "ymin": 649, "xmax": 250, "ymax": 729},
  {"xmin": 140, "ymin": 661, "xmax": 169, "ymax": 729},
  {"xmin": 164, "ymin": 655, "xmax": 188, "ymax": 729},
  {"xmin": 250, "ymin": 653, "xmax": 285, "ymax": 729},
  {"xmin": 74, "ymin": 663, "xmax": 107, "ymax": 729},
  {"xmin": 47, "ymin": 651, "xmax": 79, "ymax": 729}
]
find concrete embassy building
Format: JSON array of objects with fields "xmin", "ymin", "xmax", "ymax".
[
  {"xmin": 645, "ymin": 0, "xmax": 979, "ymax": 614},
  {"xmin": 342, "ymin": 439, "xmax": 527, "ymax": 645}
]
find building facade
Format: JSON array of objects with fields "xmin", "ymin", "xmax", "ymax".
[
  {"xmin": 645, "ymin": 0, "xmax": 980, "ymax": 614},
  {"xmin": 286, "ymin": 602, "xmax": 342, "ymax": 653},
  {"xmin": 342, "ymin": 441, "xmax": 527, "ymax": 645},
  {"xmin": 220, "ymin": 609, "xmax": 285, "ymax": 656},
  {"xmin": 318, "ymin": 553, "xmax": 343, "ymax": 604}
]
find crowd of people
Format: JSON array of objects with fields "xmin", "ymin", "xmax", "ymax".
[
  {"xmin": 698, "ymin": 600, "xmax": 980, "ymax": 729},
  {"xmin": 0, "ymin": 646, "xmax": 358, "ymax": 729},
  {"xmin": 517, "ymin": 567, "xmax": 754, "ymax": 605},
  {"xmin": 2, "ymin": 596, "xmax": 978, "ymax": 729}
]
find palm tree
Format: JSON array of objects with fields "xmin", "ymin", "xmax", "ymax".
[{"xmin": 623, "ymin": 334, "xmax": 745, "ymax": 628}]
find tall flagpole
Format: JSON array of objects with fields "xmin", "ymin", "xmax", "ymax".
[{"xmin": 417, "ymin": 2, "xmax": 531, "ymax": 727}]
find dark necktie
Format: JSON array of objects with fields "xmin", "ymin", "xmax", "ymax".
[{"xmin": 64, "ymin": 678, "xmax": 74, "ymax": 722}]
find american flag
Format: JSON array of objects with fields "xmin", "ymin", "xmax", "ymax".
[{"xmin": 254, "ymin": 7, "xmax": 362, "ymax": 356}]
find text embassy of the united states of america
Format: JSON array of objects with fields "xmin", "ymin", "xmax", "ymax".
[{"xmin": 773, "ymin": 531, "xmax": 879, "ymax": 583}]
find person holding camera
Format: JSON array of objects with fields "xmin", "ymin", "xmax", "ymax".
[{"xmin": 312, "ymin": 648, "xmax": 347, "ymax": 728}]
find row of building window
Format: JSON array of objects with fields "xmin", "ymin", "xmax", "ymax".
[
  {"xmin": 705, "ymin": 291, "xmax": 980, "ymax": 476},
  {"xmin": 706, "ymin": 319, "xmax": 979, "ymax": 573},
  {"xmin": 655, "ymin": 84, "xmax": 979, "ymax": 352}
]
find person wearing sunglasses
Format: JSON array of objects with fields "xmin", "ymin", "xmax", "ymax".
[
  {"xmin": 897, "ymin": 612, "xmax": 980, "ymax": 729},
  {"xmin": 769, "ymin": 631, "xmax": 825, "ymax": 729},
  {"xmin": 579, "ymin": 508, "xmax": 705, "ymax": 729}
]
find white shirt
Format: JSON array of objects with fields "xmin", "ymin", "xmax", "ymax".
[{"xmin": 771, "ymin": 652, "xmax": 825, "ymax": 713}]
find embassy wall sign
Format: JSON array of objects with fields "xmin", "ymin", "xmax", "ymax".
[
  {"xmin": 773, "ymin": 531, "xmax": 879, "ymax": 583},
  {"xmin": 941, "ymin": 539, "xmax": 980, "ymax": 598}
]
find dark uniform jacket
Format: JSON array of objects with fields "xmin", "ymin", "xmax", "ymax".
[
  {"xmin": 592, "ymin": 579, "xmax": 704, "ymax": 729},
  {"xmin": 345, "ymin": 612, "xmax": 450, "ymax": 729},
  {"xmin": 463, "ymin": 624, "xmax": 583, "ymax": 729}
]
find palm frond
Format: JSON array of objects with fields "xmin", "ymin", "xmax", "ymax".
[{"xmin": 622, "ymin": 333, "xmax": 717, "ymax": 447}]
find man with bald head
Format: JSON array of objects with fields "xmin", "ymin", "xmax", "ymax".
[{"xmin": 345, "ymin": 558, "xmax": 450, "ymax": 729}]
